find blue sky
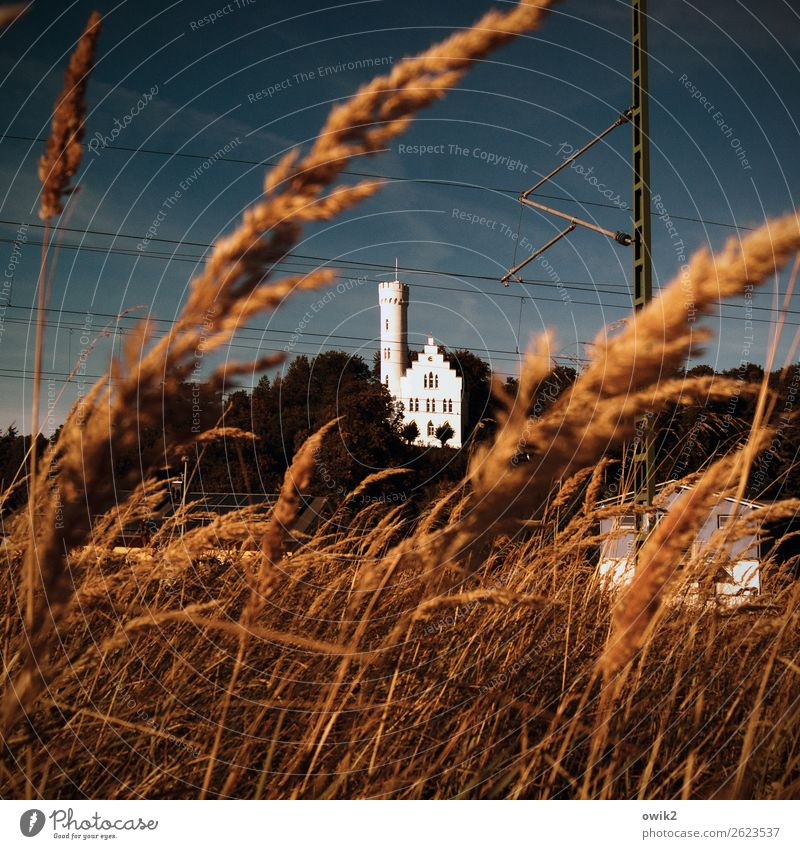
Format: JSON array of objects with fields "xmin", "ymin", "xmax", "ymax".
[{"xmin": 1, "ymin": 0, "xmax": 799, "ymax": 432}]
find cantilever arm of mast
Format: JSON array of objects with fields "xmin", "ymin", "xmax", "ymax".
[
  {"xmin": 521, "ymin": 108, "xmax": 632, "ymax": 200},
  {"xmin": 519, "ymin": 196, "xmax": 632, "ymax": 245},
  {"xmin": 500, "ymin": 107, "xmax": 633, "ymax": 287},
  {"xmin": 501, "ymin": 223, "xmax": 576, "ymax": 285},
  {"xmin": 501, "ymin": 201, "xmax": 632, "ymax": 286}
]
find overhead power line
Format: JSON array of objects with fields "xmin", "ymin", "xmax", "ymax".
[
  {"xmin": 0, "ymin": 134, "xmax": 754, "ymax": 232},
  {"xmin": 0, "ymin": 228, "xmax": 792, "ymax": 323},
  {"xmin": 0, "ymin": 217, "xmax": 775, "ymax": 307},
  {"xmin": 0, "ymin": 223, "xmax": 640, "ymax": 291},
  {"xmin": 0, "ymin": 308, "xmax": 574, "ymax": 367}
]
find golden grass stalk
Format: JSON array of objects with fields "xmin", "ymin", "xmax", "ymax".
[
  {"xmin": 190, "ymin": 426, "xmax": 258, "ymax": 444},
  {"xmin": 202, "ymin": 419, "xmax": 339, "ymax": 797},
  {"xmin": 37, "ymin": 10, "xmax": 101, "ymax": 220},
  {"xmin": 0, "ymin": 4, "xmax": 27, "ymax": 29},
  {"xmin": 411, "ymin": 587, "xmax": 552, "ymax": 620},
  {"xmin": 10, "ymin": 12, "xmax": 102, "ymax": 734},
  {"xmin": 29, "ymin": 6, "xmax": 101, "ymax": 490},
  {"xmin": 3, "ymin": 0, "xmax": 561, "ymax": 737},
  {"xmin": 731, "ymin": 254, "xmax": 800, "ymax": 508},
  {"xmin": 49, "ymin": 0, "xmax": 562, "ymax": 545},
  {"xmin": 429, "ymin": 214, "xmax": 800, "ymax": 578},
  {"xmin": 600, "ymin": 437, "xmax": 765, "ymax": 676},
  {"xmin": 592, "ymin": 222, "xmax": 800, "ymax": 677},
  {"xmin": 261, "ymin": 419, "xmax": 339, "ymax": 567}
]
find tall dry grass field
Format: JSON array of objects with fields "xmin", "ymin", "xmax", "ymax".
[{"xmin": 1, "ymin": 0, "xmax": 799, "ymax": 799}]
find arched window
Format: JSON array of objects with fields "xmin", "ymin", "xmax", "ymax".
[
  {"xmin": 415, "ymin": 398, "xmax": 420, "ymax": 412},
  {"xmin": 431, "ymin": 399, "xmax": 436, "ymax": 413},
  {"xmin": 423, "ymin": 374, "xmax": 428, "ymax": 388},
  {"xmin": 427, "ymin": 421, "xmax": 435, "ymax": 437},
  {"xmin": 429, "ymin": 371, "xmax": 435, "ymax": 388},
  {"xmin": 426, "ymin": 398, "xmax": 430, "ymax": 412},
  {"xmin": 434, "ymin": 373, "xmax": 439, "ymax": 388},
  {"xmin": 448, "ymin": 399, "xmax": 453, "ymax": 413},
  {"xmin": 384, "ymin": 375, "xmax": 389, "ymax": 386},
  {"xmin": 385, "ymin": 318, "xmax": 389, "ymax": 330}
]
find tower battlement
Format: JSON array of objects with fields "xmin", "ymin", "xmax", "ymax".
[{"xmin": 378, "ymin": 279, "xmax": 409, "ymax": 305}]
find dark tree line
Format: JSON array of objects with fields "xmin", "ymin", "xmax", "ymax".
[
  {"xmin": 190, "ymin": 348, "xmax": 501, "ymax": 500},
  {"xmin": 3, "ymin": 355, "xmax": 800, "ymax": 515},
  {"xmin": 653, "ymin": 363, "xmax": 800, "ymax": 501}
]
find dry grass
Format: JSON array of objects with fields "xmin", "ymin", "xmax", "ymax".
[
  {"xmin": 2, "ymin": 471, "xmax": 798, "ymax": 799},
  {"xmin": 2, "ymin": 0, "xmax": 800, "ymax": 799}
]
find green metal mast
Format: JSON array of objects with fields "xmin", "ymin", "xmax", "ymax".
[{"xmin": 631, "ymin": 0, "xmax": 655, "ymax": 511}]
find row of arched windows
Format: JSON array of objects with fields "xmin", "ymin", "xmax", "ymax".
[
  {"xmin": 408, "ymin": 398, "xmax": 454, "ymax": 413},
  {"xmin": 423, "ymin": 371, "xmax": 439, "ymax": 389}
]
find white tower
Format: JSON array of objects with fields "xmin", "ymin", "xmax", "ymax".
[{"xmin": 379, "ymin": 277, "xmax": 408, "ymax": 402}]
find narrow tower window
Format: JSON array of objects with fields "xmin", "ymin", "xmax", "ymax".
[{"xmin": 385, "ymin": 319, "xmax": 389, "ymax": 330}]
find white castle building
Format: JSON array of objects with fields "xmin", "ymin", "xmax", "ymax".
[{"xmin": 379, "ymin": 279, "xmax": 465, "ymax": 448}]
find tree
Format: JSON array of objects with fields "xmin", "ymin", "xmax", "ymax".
[
  {"xmin": 312, "ymin": 377, "xmax": 403, "ymax": 494},
  {"xmin": 401, "ymin": 420, "xmax": 420, "ymax": 444},
  {"xmin": 435, "ymin": 421, "xmax": 454, "ymax": 447},
  {"xmin": 0, "ymin": 424, "xmax": 24, "ymax": 512},
  {"xmin": 447, "ymin": 348, "xmax": 491, "ymax": 438}
]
